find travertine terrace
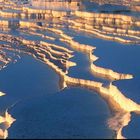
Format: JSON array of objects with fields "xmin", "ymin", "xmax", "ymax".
[{"xmin": 0, "ymin": 0, "xmax": 140, "ymax": 139}]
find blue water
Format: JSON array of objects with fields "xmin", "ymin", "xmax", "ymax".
[
  {"xmin": 2, "ymin": 54, "xmax": 113, "ymax": 139},
  {"xmin": 9, "ymin": 88, "xmax": 113, "ymax": 139},
  {"xmin": 0, "ymin": 55, "xmax": 59, "ymax": 112},
  {"xmin": 123, "ymin": 113, "xmax": 140, "ymax": 138},
  {"xmin": 0, "ymin": 0, "xmax": 140, "ymax": 138}
]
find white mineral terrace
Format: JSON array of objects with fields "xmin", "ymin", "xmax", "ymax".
[{"xmin": 0, "ymin": 0, "xmax": 140, "ymax": 139}]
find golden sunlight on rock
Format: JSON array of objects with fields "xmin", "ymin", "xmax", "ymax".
[
  {"xmin": 0, "ymin": 0, "xmax": 140, "ymax": 139},
  {"xmin": 0, "ymin": 92, "xmax": 5, "ymax": 97},
  {"xmin": 0, "ymin": 110, "xmax": 15, "ymax": 139}
]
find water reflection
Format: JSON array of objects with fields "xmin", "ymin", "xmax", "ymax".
[{"xmin": 0, "ymin": 0, "xmax": 140, "ymax": 139}]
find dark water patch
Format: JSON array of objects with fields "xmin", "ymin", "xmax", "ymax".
[
  {"xmin": 0, "ymin": 54, "xmax": 59, "ymax": 112},
  {"xmin": 8, "ymin": 87, "xmax": 113, "ymax": 139},
  {"xmin": 123, "ymin": 113, "xmax": 140, "ymax": 139}
]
